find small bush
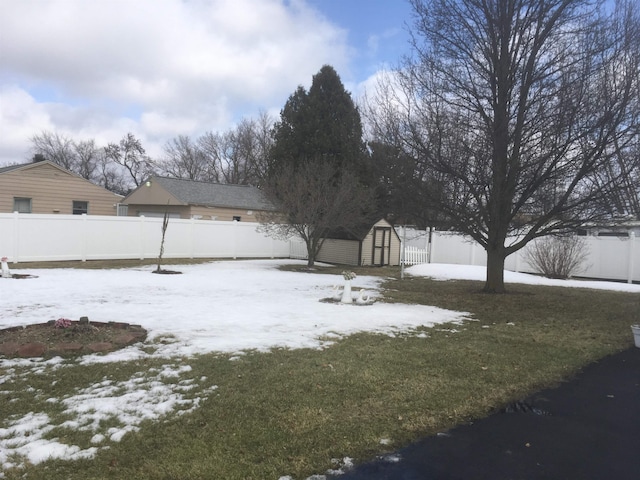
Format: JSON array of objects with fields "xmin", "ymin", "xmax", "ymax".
[{"xmin": 524, "ymin": 235, "xmax": 588, "ymax": 279}]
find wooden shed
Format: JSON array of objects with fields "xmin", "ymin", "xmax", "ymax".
[{"xmin": 317, "ymin": 218, "xmax": 401, "ymax": 267}]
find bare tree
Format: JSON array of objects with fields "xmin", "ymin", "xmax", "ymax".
[
  {"xmin": 161, "ymin": 135, "xmax": 209, "ymax": 181},
  {"xmin": 95, "ymin": 153, "xmax": 129, "ymax": 196},
  {"xmin": 371, "ymin": 0, "xmax": 640, "ymax": 292},
  {"xmin": 30, "ymin": 131, "xmax": 75, "ymax": 170},
  {"xmin": 259, "ymin": 159, "xmax": 373, "ymax": 267},
  {"xmin": 104, "ymin": 133, "xmax": 156, "ymax": 189},
  {"xmin": 159, "ymin": 112, "xmax": 274, "ymax": 185},
  {"xmin": 72, "ymin": 139, "xmax": 100, "ymax": 181}
]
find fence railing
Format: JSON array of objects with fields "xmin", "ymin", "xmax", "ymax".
[
  {"xmin": 0, "ymin": 213, "xmax": 290, "ymax": 263},
  {"xmin": 2, "ymin": 213, "xmax": 637, "ymax": 283},
  {"xmin": 402, "ymin": 245, "xmax": 430, "ymax": 266},
  {"xmin": 400, "ymin": 231, "xmax": 639, "ymax": 284}
]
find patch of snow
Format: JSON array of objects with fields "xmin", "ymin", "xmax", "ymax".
[{"xmin": 406, "ymin": 263, "xmax": 640, "ymax": 292}]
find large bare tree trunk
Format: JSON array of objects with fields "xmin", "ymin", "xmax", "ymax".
[{"xmin": 484, "ymin": 247, "xmax": 506, "ymax": 294}]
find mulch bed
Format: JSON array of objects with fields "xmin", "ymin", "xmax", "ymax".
[{"xmin": 0, "ymin": 318, "xmax": 147, "ymax": 358}]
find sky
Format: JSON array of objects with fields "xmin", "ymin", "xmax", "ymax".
[
  {"xmin": 0, "ymin": 0, "xmax": 415, "ymax": 167},
  {"xmin": 1, "ymin": 259, "xmax": 638, "ymax": 474}
]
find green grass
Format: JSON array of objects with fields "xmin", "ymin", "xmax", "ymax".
[{"xmin": 1, "ymin": 263, "xmax": 638, "ymax": 479}]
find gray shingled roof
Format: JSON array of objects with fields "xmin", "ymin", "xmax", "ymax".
[
  {"xmin": 153, "ymin": 176, "xmax": 276, "ymax": 211},
  {"xmin": 0, "ymin": 163, "xmax": 29, "ymax": 174}
]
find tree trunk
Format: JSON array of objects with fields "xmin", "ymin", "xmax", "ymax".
[
  {"xmin": 305, "ymin": 238, "xmax": 316, "ymax": 267},
  {"xmin": 484, "ymin": 246, "xmax": 506, "ymax": 293}
]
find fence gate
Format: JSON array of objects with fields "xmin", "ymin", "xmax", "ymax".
[{"xmin": 372, "ymin": 227, "xmax": 391, "ymax": 266}]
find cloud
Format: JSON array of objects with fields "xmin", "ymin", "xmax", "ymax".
[{"xmin": 0, "ymin": 0, "xmax": 351, "ymax": 164}]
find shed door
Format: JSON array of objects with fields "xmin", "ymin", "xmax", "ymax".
[{"xmin": 372, "ymin": 227, "xmax": 392, "ymax": 266}]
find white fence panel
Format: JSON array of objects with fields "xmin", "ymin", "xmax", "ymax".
[
  {"xmin": 289, "ymin": 239, "xmax": 308, "ymax": 260},
  {"xmin": 401, "ymin": 229, "xmax": 639, "ymax": 283},
  {"xmin": 403, "ymin": 246, "xmax": 429, "ymax": 266},
  {"xmin": 0, "ymin": 213, "xmax": 290, "ymax": 263},
  {"xmin": 431, "ymin": 232, "xmax": 486, "ymax": 266}
]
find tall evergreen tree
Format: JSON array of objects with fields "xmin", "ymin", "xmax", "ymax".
[
  {"xmin": 269, "ymin": 65, "xmax": 368, "ymax": 177},
  {"xmin": 262, "ymin": 65, "xmax": 373, "ymax": 266}
]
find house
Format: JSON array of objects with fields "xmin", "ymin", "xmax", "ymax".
[
  {"xmin": 579, "ymin": 219, "xmax": 640, "ymax": 238},
  {"xmin": 317, "ymin": 218, "xmax": 402, "ymax": 267},
  {"xmin": 121, "ymin": 176, "xmax": 277, "ymax": 221},
  {"xmin": 0, "ymin": 159, "xmax": 123, "ymax": 215}
]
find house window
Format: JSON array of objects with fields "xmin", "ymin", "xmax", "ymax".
[
  {"xmin": 233, "ymin": 216, "xmax": 241, "ymax": 222},
  {"xmin": 73, "ymin": 201, "xmax": 88, "ymax": 215},
  {"xmin": 13, "ymin": 197, "xmax": 32, "ymax": 213}
]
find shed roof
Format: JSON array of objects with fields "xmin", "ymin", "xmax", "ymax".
[
  {"xmin": 147, "ymin": 176, "xmax": 276, "ymax": 211},
  {"xmin": 325, "ymin": 218, "xmax": 398, "ymax": 241}
]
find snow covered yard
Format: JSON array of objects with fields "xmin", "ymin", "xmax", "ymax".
[
  {"xmin": 1, "ymin": 259, "xmax": 637, "ymax": 476},
  {"xmin": 0, "ymin": 259, "xmax": 468, "ymax": 473}
]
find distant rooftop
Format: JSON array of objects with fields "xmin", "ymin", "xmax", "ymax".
[{"xmin": 151, "ymin": 176, "xmax": 276, "ymax": 211}]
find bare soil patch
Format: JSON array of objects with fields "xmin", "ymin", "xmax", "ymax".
[{"xmin": 0, "ymin": 318, "xmax": 147, "ymax": 358}]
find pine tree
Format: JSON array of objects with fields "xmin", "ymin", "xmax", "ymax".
[{"xmin": 269, "ymin": 65, "xmax": 367, "ymax": 178}]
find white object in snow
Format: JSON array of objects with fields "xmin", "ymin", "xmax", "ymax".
[
  {"xmin": 1, "ymin": 257, "xmax": 10, "ymax": 278},
  {"xmin": 341, "ymin": 279, "xmax": 353, "ymax": 304},
  {"xmin": 331, "ymin": 285, "xmax": 343, "ymax": 301},
  {"xmin": 356, "ymin": 290, "xmax": 372, "ymax": 305}
]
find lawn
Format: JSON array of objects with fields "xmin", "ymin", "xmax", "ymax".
[{"xmin": 1, "ymin": 259, "xmax": 638, "ymax": 479}]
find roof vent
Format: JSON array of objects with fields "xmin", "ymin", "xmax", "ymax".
[{"xmin": 33, "ymin": 154, "xmax": 46, "ymax": 163}]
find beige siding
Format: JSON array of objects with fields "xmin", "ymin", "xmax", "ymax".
[
  {"xmin": 126, "ymin": 204, "xmax": 191, "ymax": 218},
  {"xmin": 361, "ymin": 219, "xmax": 401, "ymax": 266},
  {"xmin": 189, "ymin": 205, "xmax": 268, "ymax": 222},
  {"xmin": 317, "ymin": 239, "xmax": 360, "ymax": 266},
  {"xmin": 0, "ymin": 163, "xmax": 122, "ymax": 215},
  {"xmin": 125, "ymin": 203, "xmax": 270, "ymax": 221}
]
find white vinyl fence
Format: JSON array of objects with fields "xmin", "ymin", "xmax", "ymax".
[
  {"xmin": 0, "ymin": 213, "xmax": 290, "ymax": 263},
  {"xmin": 403, "ymin": 246, "xmax": 430, "ymax": 266},
  {"xmin": 400, "ymin": 230, "xmax": 639, "ymax": 284}
]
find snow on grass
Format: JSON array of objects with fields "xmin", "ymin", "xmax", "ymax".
[
  {"xmin": 0, "ymin": 362, "xmax": 216, "ymax": 473},
  {"xmin": 1, "ymin": 259, "xmax": 635, "ymax": 474},
  {"xmin": 0, "ymin": 259, "xmax": 469, "ymax": 473}
]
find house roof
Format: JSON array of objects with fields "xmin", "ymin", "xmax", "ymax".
[
  {"xmin": 0, "ymin": 161, "xmax": 47, "ymax": 174},
  {"xmin": 148, "ymin": 176, "xmax": 276, "ymax": 211}
]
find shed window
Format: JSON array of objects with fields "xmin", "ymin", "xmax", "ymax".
[
  {"xmin": 13, "ymin": 197, "xmax": 32, "ymax": 213},
  {"xmin": 73, "ymin": 201, "xmax": 88, "ymax": 215},
  {"xmin": 233, "ymin": 216, "xmax": 241, "ymax": 222}
]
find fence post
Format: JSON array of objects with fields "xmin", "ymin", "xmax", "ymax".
[
  {"xmin": 430, "ymin": 231, "xmax": 436, "ymax": 263},
  {"xmin": 190, "ymin": 217, "xmax": 196, "ymax": 259},
  {"xmin": 139, "ymin": 216, "xmax": 146, "ymax": 260},
  {"xmin": 233, "ymin": 220, "xmax": 238, "ymax": 259},
  {"xmin": 629, "ymin": 231, "xmax": 636, "ymax": 284},
  {"xmin": 12, "ymin": 212, "xmax": 20, "ymax": 264},
  {"xmin": 81, "ymin": 214, "xmax": 88, "ymax": 261},
  {"xmin": 469, "ymin": 240, "xmax": 476, "ymax": 265}
]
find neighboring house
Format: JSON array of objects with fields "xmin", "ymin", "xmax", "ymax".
[
  {"xmin": 121, "ymin": 176, "xmax": 277, "ymax": 221},
  {"xmin": 0, "ymin": 159, "xmax": 122, "ymax": 215},
  {"xmin": 579, "ymin": 219, "xmax": 640, "ymax": 238},
  {"xmin": 317, "ymin": 218, "xmax": 402, "ymax": 267}
]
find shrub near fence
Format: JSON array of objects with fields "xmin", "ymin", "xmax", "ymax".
[{"xmin": 0, "ymin": 213, "xmax": 290, "ymax": 263}]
